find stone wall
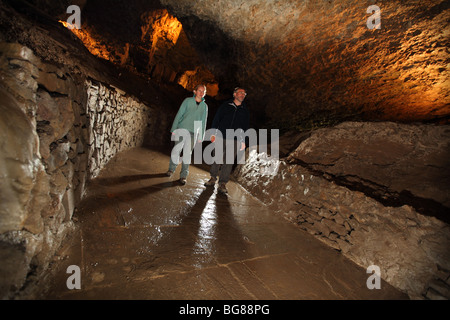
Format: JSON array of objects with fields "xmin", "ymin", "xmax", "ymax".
[
  {"xmin": 0, "ymin": 42, "xmax": 162, "ymax": 299},
  {"xmin": 86, "ymin": 80, "xmax": 151, "ymax": 178},
  {"xmin": 233, "ymin": 122, "xmax": 450, "ymax": 299}
]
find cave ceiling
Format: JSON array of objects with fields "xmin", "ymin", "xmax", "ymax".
[
  {"xmin": 161, "ymin": 0, "xmax": 450, "ymax": 129},
  {"xmin": 17, "ymin": 0, "xmax": 450, "ymax": 130}
]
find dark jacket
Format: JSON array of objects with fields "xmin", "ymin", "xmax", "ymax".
[{"xmin": 211, "ymin": 99, "xmax": 250, "ymax": 142}]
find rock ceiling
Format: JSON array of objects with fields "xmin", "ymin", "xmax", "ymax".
[
  {"xmin": 161, "ymin": 0, "xmax": 450, "ymax": 129},
  {"xmin": 14, "ymin": 0, "xmax": 450, "ymax": 130}
]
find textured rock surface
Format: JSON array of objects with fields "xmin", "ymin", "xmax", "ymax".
[
  {"xmin": 162, "ymin": 0, "xmax": 450, "ymax": 128},
  {"xmin": 85, "ymin": 80, "xmax": 156, "ymax": 178},
  {"xmin": 0, "ymin": 42, "xmax": 78, "ymax": 298},
  {"xmin": 1, "ymin": 0, "xmax": 449, "ymax": 300},
  {"xmin": 0, "ymin": 0, "xmax": 187, "ymax": 298},
  {"xmin": 65, "ymin": 1, "xmax": 219, "ymax": 94},
  {"xmin": 233, "ymin": 122, "xmax": 450, "ymax": 299},
  {"xmin": 289, "ymin": 121, "xmax": 450, "ymax": 221},
  {"xmin": 0, "ymin": 23, "xmax": 172, "ymax": 299},
  {"xmin": 9, "ymin": 0, "xmax": 449, "ymax": 129}
]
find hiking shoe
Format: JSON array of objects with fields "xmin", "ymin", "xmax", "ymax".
[
  {"xmin": 179, "ymin": 177, "xmax": 186, "ymax": 185},
  {"xmin": 166, "ymin": 170, "xmax": 173, "ymax": 177},
  {"xmin": 217, "ymin": 183, "xmax": 228, "ymax": 194},
  {"xmin": 204, "ymin": 177, "xmax": 216, "ymax": 187}
]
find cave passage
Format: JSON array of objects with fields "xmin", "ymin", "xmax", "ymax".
[
  {"xmin": 0, "ymin": 0, "xmax": 449, "ymax": 302},
  {"xmin": 34, "ymin": 147, "xmax": 407, "ymax": 300}
]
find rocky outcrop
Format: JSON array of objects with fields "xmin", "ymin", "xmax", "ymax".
[
  {"xmin": 65, "ymin": 2, "xmax": 219, "ymax": 94},
  {"xmin": 289, "ymin": 121, "xmax": 450, "ymax": 221},
  {"xmin": 0, "ymin": 43, "xmax": 81, "ymax": 298},
  {"xmin": 233, "ymin": 121, "xmax": 450, "ymax": 299}
]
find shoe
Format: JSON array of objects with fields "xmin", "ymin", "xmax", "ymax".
[
  {"xmin": 204, "ymin": 177, "xmax": 216, "ymax": 187},
  {"xmin": 179, "ymin": 177, "xmax": 186, "ymax": 185},
  {"xmin": 166, "ymin": 170, "xmax": 173, "ymax": 177},
  {"xmin": 217, "ymin": 183, "xmax": 228, "ymax": 194}
]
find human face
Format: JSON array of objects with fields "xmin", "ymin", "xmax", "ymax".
[
  {"xmin": 233, "ymin": 88, "xmax": 247, "ymax": 104},
  {"xmin": 194, "ymin": 86, "xmax": 206, "ymax": 101}
]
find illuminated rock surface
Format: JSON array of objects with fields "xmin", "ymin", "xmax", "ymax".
[
  {"xmin": 161, "ymin": 0, "xmax": 450, "ymax": 128},
  {"xmin": 0, "ymin": 0, "xmax": 449, "ymax": 300}
]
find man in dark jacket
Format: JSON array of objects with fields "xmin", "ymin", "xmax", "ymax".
[{"xmin": 204, "ymin": 87, "xmax": 250, "ymax": 194}]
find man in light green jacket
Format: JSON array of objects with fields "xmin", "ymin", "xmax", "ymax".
[{"xmin": 167, "ymin": 84, "xmax": 208, "ymax": 184}]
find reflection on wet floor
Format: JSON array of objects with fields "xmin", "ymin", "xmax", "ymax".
[{"xmin": 35, "ymin": 147, "xmax": 408, "ymax": 300}]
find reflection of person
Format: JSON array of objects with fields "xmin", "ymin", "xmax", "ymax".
[
  {"xmin": 167, "ymin": 84, "xmax": 208, "ymax": 185},
  {"xmin": 204, "ymin": 87, "xmax": 250, "ymax": 194}
]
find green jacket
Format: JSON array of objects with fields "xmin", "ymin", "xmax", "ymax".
[{"xmin": 170, "ymin": 97, "xmax": 208, "ymax": 141}]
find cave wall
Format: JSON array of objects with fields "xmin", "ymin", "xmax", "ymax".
[
  {"xmin": 289, "ymin": 122, "xmax": 450, "ymax": 211},
  {"xmin": 0, "ymin": 40, "xmax": 167, "ymax": 298},
  {"xmin": 86, "ymin": 80, "xmax": 153, "ymax": 178},
  {"xmin": 0, "ymin": 42, "xmax": 83, "ymax": 298},
  {"xmin": 0, "ymin": 0, "xmax": 184, "ymax": 298},
  {"xmin": 74, "ymin": 0, "xmax": 219, "ymax": 94},
  {"xmin": 233, "ymin": 122, "xmax": 450, "ymax": 299}
]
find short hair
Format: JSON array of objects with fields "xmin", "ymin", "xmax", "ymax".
[
  {"xmin": 234, "ymin": 87, "xmax": 246, "ymax": 93},
  {"xmin": 195, "ymin": 84, "xmax": 207, "ymax": 91}
]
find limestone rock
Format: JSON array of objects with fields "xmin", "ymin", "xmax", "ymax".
[
  {"xmin": 162, "ymin": 0, "xmax": 450, "ymax": 128},
  {"xmin": 0, "ymin": 11, "xmax": 173, "ymax": 296},
  {"xmin": 85, "ymin": 80, "xmax": 152, "ymax": 178},
  {"xmin": 37, "ymin": 92, "xmax": 75, "ymax": 143},
  {"xmin": 234, "ymin": 122, "xmax": 450, "ymax": 299},
  {"xmin": 289, "ymin": 121, "xmax": 450, "ymax": 220},
  {"xmin": 0, "ymin": 86, "xmax": 38, "ymax": 234},
  {"xmin": 37, "ymin": 70, "xmax": 69, "ymax": 95},
  {"xmin": 0, "ymin": 240, "xmax": 29, "ymax": 298}
]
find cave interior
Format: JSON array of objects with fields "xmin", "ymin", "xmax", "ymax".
[
  {"xmin": 5, "ymin": 0, "xmax": 450, "ymax": 130},
  {"xmin": 0, "ymin": 0, "xmax": 449, "ymax": 301}
]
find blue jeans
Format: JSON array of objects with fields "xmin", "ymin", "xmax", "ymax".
[{"xmin": 168, "ymin": 132, "xmax": 196, "ymax": 178}]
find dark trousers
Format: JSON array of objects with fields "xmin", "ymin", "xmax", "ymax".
[{"xmin": 210, "ymin": 139, "xmax": 244, "ymax": 184}]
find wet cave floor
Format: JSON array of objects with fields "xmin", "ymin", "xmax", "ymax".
[{"xmin": 34, "ymin": 147, "xmax": 408, "ymax": 300}]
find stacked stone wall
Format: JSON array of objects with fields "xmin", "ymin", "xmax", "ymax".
[{"xmin": 85, "ymin": 80, "xmax": 151, "ymax": 178}]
